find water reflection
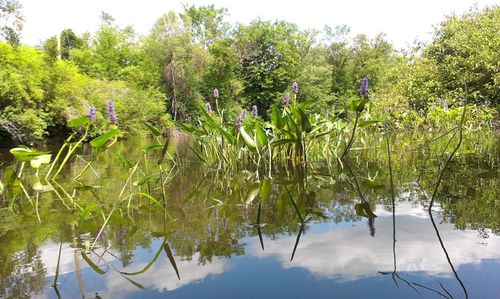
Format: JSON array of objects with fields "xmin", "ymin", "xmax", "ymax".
[{"xmin": 0, "ymin": 133, "xmax": 499, "ymax": 298}]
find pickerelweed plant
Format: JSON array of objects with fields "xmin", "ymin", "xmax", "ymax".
[
  {"xmin": 175, "ymin": 81, "xmax": 379, "ymax": 174},
  {"xmin": 4, "ymin": 100, "xmax": 178, "ymax": 228}
]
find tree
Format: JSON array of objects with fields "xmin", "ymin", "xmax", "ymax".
[
  {"xmin": 234, "ymin": 19, "xmax": 309, "ymax": 115},
  {"xmin": 0, "ymin": 0, "xmax": 23, "ymax": 46},
  {"xmin": 325, "ymin": 26, "xmax": 397, "ymax": 99},
  {"xmin": 180, "ymin": 4, "xmax": 230, "ymax": 49},
  {"xmin": 422, "ymin": 5, "xmax": 499, "ymax": 105},
  {"xmin": 144, "ymin": 12, "xmax": 210, "ymax": 121},
  {"xmin": 60, "ymin": 28, "xmax": 83, "ymax": 60},
  {"xmin": 71, "ymin": 12, "xmax": 139, "ymax": 80}
]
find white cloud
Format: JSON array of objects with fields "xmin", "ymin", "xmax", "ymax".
[{"xmin": 248, "ymin": 202, "xmax": 500, "ymax": 281}]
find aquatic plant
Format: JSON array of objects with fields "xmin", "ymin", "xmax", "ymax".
[
  {"xmin": 252, "ymin": 105, "xmax": 258, "ymax": 118},
  {"xmin": 107, "ymin": 100, "xmax": 118, "ymax": 125},
  {"xmin": 88, "ymin": 106, "xmax": 97, "ymax": 121},
  {"xmin": 284, "ymin": 93, "xmax": 290, "ymax": 107}
]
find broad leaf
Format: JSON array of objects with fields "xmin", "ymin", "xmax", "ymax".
[
  {"xmin": 255, "ymin": 125, "xmax": 268, "ymax": 149},
  {"xmin": 90, "ymin": 129, "xmax": 120, "ymax": 148},
  {"xmin": 271, "ymin": 105, "xmax": 284, "ymax": 129},
  {"xmin": 10, "ymin": 148, "xmax": 51, "ymax": 162},
  {"xmin": 143, "ymin": 121, "xmax": 162, "ymax": 136},
  {"xmin": 30, "ymin": 154, "xmax": 52, "ymax": 169},
  {"xmin": 67, "ymin": 116, "xmax": 89, "ymax": 128},
  {"xmin": 239, "ymin": 127, "xmax": 257, "ymax": 149},
  {"xmin": 358, "ymin": 119, "xmax": 380, "ymax": 128}
]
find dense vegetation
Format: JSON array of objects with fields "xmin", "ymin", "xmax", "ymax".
[{"xmin": 0, "ymin": 3, "xmax": 498, "ymax": 145}]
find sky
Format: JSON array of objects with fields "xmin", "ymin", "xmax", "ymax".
[{"xmin": 20, "ymin": 0, "xmax": 499, "ymax": 49}]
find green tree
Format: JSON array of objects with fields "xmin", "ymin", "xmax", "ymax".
[
  {"xmin": 71, "ymin": 12, "xmax": 139, "ymax": 80},
  {"xmin": 60, "ymin": 28, "xmax": 84, "ymax": 60},
  {"xmin": 422, "ymin": 5, "xmax": 499, "ymax": 105},
  {"xmin": 144, "ymin": 12, "xmax": 210, "ymax": 121},
  {"xmin": 325, "ymin": 26, "xmax": 397, "ymax": 99},
  {"xmin": 0, "ymin": 0, "xmax": 23, "ymax": 46},
  {"xmin": 234, "ymin": 19, "xmax": 309, "ymax": 115},
  {"xmin": 181, "ymin": 4, "xmax": 230, "ymax": 49}
]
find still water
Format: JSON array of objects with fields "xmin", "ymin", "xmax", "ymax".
[{"xmin": 0, "ymin": 131, "xmax": 499, "ymax": 298}]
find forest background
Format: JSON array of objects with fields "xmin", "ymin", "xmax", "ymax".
[{"xmin": 0, "ymin": 1, "xmax": 498, "ymax": 145}]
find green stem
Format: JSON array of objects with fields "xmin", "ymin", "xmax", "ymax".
[
  {"xmin": 52, "ymin": 125, "xmax": 90, "ymax": 180},
  {"xmin": 341, "ymin": 111, "xmax": 360, "ymax": 159},
  {"xmin": 74, "ymin": 160, "xmax": 93, "ymax": 181},
  {"xmin": 45, "ymin": 133, "xmax": 75, "ymax": 180}
]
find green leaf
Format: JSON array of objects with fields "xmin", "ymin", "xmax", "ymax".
[
  {"xmin": 245, "ymin": 184, "xmax": 260, "ymax": 205},
  {"xmin": 81, "ymin": 252, "xmax": 108, "ymax": 275},
  {"xmin": 32, "ymin": 182, "xmax": 54, "ymax": 193},
  {"xmin": 164, "ymin": 242, "xmax": 180, "ymax": 280},
  {"xmin": 30, "ymin": 154, "xmax": 52, "ymax": 169},
  {"xmin": 143, "ymin": 144, "xmax": 164, "ymax": 153},
  {"xmin": 177, "ymin": 122, "xmax": 195, "ymax": 133},
  {"xmin": 134, "ymin": 192, "xmax": 173, "ymax": 220},
  {"xmin": 10, "ymin": 148, "xmax": 51, "ymax": 162},
  {"xmin": 260, "ymin": 179, "xmax": 271, "ymax": 203},
  {"xmin": 255, "ymin": 125, "xmax": 268, "ymax": 149},
  {"xmin": 271, "ymin": 105, "xmax": 284, "ymax": 129},
  {"xmin": 358, "ymin": 119, "xmax": 380, "ymax": 128},
  {"xmin": 67, "ymin": 116, "xmax": 89, "ymax": 128},
  {"xmin": 187, "ymin": 144, "xmax": 206, "ymax": 163},
  {"xmin": 143, "ymin": 121, "xmax": 162, "ymax": 136},
  {"xmin": 296, "ymin": 100, "xmax": 318, "ymax": 109},
  {"xmin": 2, "ymin": 166, "xmax": 15, "ymax": 186},
  {"xmin": 133, "ymin": 173, "xmax": 159, "ymax": 186},
  {"xmin": 218, "ymin": 127, "xmax": 236, "ymax": 145},
  {"xmin": 239, "ymin": 127, "xmax": 257, "ymax": 149},
  {"xmin": 298, "ymin": 108, "xmax": 312, "ymax": 133},
  {"xmin": 121, "ymin": 241, "xmax": 165, "ymax": 276},
  {"xmin": 348, "ymin": 98, "xmax": 368, "ymax": 112},
  {"xmin": 90, "ymin": 129, "xmax": 120, "ymax": 148},
  {"xmin": 114, "ymin": 152, "xmax": 134, "ymax": 168},
  {"xmin": 355, "ymin": 202, "xmax": 377, "ymax": 218}
]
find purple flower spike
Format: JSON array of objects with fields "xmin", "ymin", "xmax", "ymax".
[
  {"xmin": 213, "ymin": 88, "xmax": 219, "ymax": 99},
  {"xmin": 360, "ymin": 77, "xmax": 369, "ymax": 98},
  {"xmin": 206, "ymin": 102, "xmax": 212, "ymax": 113},
  {"xmin": 241, "ymin": 109, "xmax": 247, "ymax": 119},
  {"xmin": 284, "ymin": 93, "xmax": 290, "ymax": 107},
  {"xmin": 236, "ymin": 116, "xmax": 242, "ymax": 130},
  {"xmin": 291, "ymin": 82, "xmax": 299, "ymax": 94},
  {"xmin": 107, "ymin": 100, "xmax": 118, "ymax": 125},
  {"xmin": 252, "ymin": 105, "xmax": 258, "ymax": 118},
  {"xmin": 88, "ymin": 106, "xmax": 96, "ymax": 121}
]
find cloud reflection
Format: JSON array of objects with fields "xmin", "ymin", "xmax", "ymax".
[
  {"xmin": 101, "ymin": 252, "xmax": 228, "ymax": 296},
  {"xmin": 248, "ymin": 203, "xmax": 500, "ymax": 281}
]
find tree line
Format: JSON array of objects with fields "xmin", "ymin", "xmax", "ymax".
[{"xmin": 0, "ymin": 2, "xmax": 498, "ymax": 145}]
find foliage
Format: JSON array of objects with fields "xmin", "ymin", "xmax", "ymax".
[
  {"xmin": 1, "ymin": 4, "xmax": 498, "ymax": 145},
  {"xmin": 0, "ymin": 0, "xmax": 23, "ymax": 46},
  {"xmin": 390, "ymin": 6, "xmax": 499, "ymax": 114},
  {"xmin": 234, "ymin": 20, "xmax": 310, "ymax": 115}
]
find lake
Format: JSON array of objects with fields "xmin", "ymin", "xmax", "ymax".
[{"xmin": 0, "ymin": 130, "xmax": 499, "ymax": 299}]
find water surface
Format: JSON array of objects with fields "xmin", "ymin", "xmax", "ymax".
[{"xmin": 0, "ymin": 131, "xmax": 498, "ymax": 298}]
